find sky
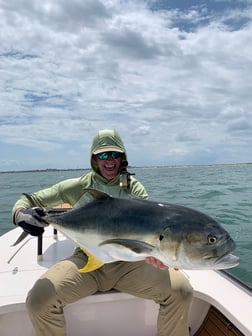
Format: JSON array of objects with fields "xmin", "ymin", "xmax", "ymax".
[{"xmin": 1, "ymin": 0, "xmax": 252, "ymax": 171}]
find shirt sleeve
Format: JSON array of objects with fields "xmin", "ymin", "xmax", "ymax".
[
  {"xmin": 12, "ymin": 173, "xmax": 93, "ymax": 219},
  {"xmin": 129, "ymin": 176, "xmax": 149, "ymax": 199}
]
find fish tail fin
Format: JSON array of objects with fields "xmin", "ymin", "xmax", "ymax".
[
  {"xmin": 11, "ymin": 231, "xmax": 29, "ymax": 246},
  {"xmin": 78, "ymin": 248, "xmax": 104, "ymax": 273}
]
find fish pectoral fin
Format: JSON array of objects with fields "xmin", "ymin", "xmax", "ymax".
[
  {"xmin": 169, "ymin": 242, "xmax": 180, "ymax": 261},
  {"xmin": 99, "ymin": 239, "xmax": 155, "ymax": 254},
  {"xmin": 78, "ymin": 248, "xmax": 104, "ymax": 273}
]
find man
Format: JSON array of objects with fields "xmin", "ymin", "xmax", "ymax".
[{"xmin": 13, "ymin": 129, "xmax": 193, "ymax": 336}]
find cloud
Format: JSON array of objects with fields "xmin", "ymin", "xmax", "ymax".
[{"xmin": 0, "ymin": 0, "xmax": 252, "ymax": 170}]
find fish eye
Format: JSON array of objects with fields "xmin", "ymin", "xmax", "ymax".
[
  {"xmin": 159, "ymin": 234, "xmax": 164, "ymax": 241},
  {"xmin": 207, "ymin": 234, "xmax": 217, "ymax": 245}
]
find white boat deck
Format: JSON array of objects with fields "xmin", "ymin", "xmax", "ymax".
[{"xmin": 0, "ymin": 227, "xmax": 251, "ymax": 336}]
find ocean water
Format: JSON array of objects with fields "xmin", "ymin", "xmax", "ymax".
[{"xmin": 0, "ymin": 164, "xmax": 251, "ymax": 288}]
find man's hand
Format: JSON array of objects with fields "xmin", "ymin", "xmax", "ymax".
[
  {"xmin": 15, "ymin": 207, "xmax": 48, "ymax": 236},
  {"xmin": 145, "ymin": 256, "xmax": 168, "ymax": 270},
  {"xmin": 145, "ymin": 257, "xmax": 179, "ymax": 271}
]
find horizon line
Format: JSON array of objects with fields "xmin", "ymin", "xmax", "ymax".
[{"xmin": 1, "ymin": 162, "xmax": 251, "ymax": 174}]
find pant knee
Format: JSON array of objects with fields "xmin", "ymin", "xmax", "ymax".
[
  {"xmin": 26, "ymin": 278, "xmax": 58, "ymax": 315},
  {"xmin": 159, "ymin": 273, "xmax": 193, "ymax": 307},
  {"xmin": 177, "ymin": 279, "xmax": 193, "ymax": 302},
  {"xmin": 170, "ymin": 270, "xmax": 193, "ymax": 300},
  {"xmin": 173, "ymin": 281, "xmax": 193, "ymax": 307}
]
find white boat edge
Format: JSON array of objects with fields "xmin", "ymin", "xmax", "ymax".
[{"xmin": 0, "ymin": 226, "xmax": 251, "ymax": 336}]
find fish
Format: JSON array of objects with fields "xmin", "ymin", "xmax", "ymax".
[{"xmin": 45, "ymin": 188, "xmax": 239, "ymax": 272}]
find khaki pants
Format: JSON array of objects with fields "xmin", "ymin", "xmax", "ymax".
[{"xmin": 26, "ymin": 248, "xmax": 193, "ymax": 336}]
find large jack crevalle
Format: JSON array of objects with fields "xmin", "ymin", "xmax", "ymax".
[{"xmin": 46, "ymin": 189, "xmax": 239, "ymax": 272}]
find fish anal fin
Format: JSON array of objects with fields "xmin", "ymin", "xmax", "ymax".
[
  {"xmin": 78, "ymin": 248, "xmax": 104, "ymax": 273},
  {"xmin": 99, "ymin": 238, "xmax": 155, "ymax": 254}
]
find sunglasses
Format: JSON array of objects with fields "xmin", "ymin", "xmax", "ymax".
[{"xmin": 96, "ymin": 151, "xmax": 121, "ymax": 160}]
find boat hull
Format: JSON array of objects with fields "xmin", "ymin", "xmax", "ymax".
[{"xmin": 0, "ymin": 227, "xmax": 251, "ymax": 336}]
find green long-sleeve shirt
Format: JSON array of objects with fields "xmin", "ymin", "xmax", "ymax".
[{"xmin": 12, "ymin": 171, "xmax": 148, "ymax": 219}]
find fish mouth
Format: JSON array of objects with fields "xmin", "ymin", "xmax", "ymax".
[{"xmin": 214, "ymin": 252, "xmax": 240, "ymax": 268}]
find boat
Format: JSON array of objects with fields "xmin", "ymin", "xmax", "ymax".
[{"xmin": 0, "ymin": 217, "xmax": 252, "ymax": 335}]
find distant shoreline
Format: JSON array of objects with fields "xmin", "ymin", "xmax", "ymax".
[{"xmin": 1, "ymin": 162, "xmax": 251, "ymax": 174}]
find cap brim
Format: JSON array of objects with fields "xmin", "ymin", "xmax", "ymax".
[{"xmin": 93, "ymin": 147, "xmax": 124, "ymax": 155}]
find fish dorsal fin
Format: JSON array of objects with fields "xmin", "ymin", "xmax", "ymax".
[
  {"xmin": 78, "ymin": 247, "xmax": 104, "ymax": 273},
  {"xmin": 73, "ymin": 189, "xmax": 111, "ymax": 208},
  {"xmin": 82, "ymin": 188, "xmax": 111, "ymax": 200}
]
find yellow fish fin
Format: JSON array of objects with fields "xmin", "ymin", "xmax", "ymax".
[{"xmin": 78, "ymin": 248, "xmax": 104, "ymax": 273}]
